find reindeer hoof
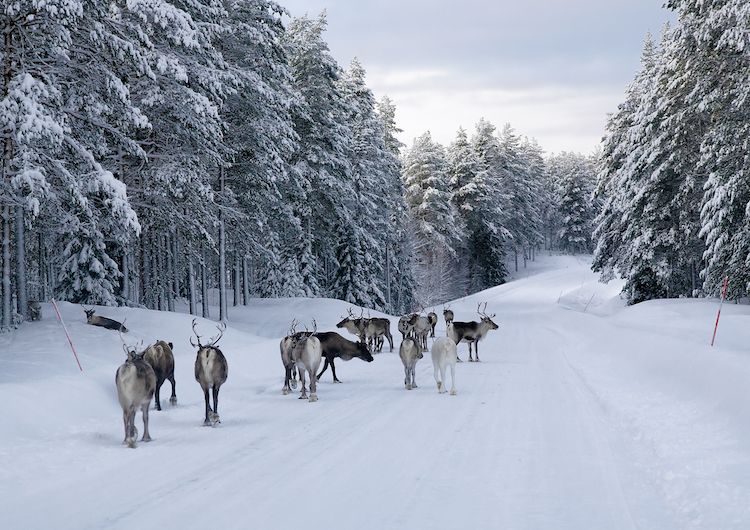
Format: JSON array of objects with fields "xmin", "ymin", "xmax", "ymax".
[
  {"xmin": 291, "ymin": 381, "xmax": 297, "ymax": 389},
  {"xmin": 450, "ymin": 389, "xmax": 457, "ymax": 396},
  {"xmin": 456, "ymin": 358, "xmax": 463, "ymax": 363},
  {"xmin": 203, "ymin": 420, "xmax": 212, "ymax": 426},
  {"xmin": 125, "ymin": 437, "xmax": 137, "ymax": 448},
  {"xmin": 298, "ymin": 394, "xmax": 307, "ymax": 400},
  {"xmin": 209, "ymin": 413, "xmax": 220, "ymax": 424},
  {"xmin": 309, "ymin": 394, "xmax": 318, "ymax": 402},
  {"xmin": 141, "ymin": 434, "xmax": 152, "ymax": 442},
  {"xmin": 169, "ymin": 397, "xmax": 177, "ymax": 405},
  {"xmin": 282, "ymin": 388, "xmax": 289, "ymax": 395}
]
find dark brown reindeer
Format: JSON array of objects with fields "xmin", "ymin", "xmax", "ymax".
[
  {"xmin": 82, "ymin": 305, "xmax": 128, "ymax": 332},
  {"xmin": 191, "ymin": 319, "xmax": 228, "ymax": 426},
  {"xmin": 115, "ymin": 342, "xmax": 156, "ymax": 448},
  {"xmin": 143, "ymin": 341, "xmax": 176, "ymax": 410},
  {"xmin": 363, "ymin": 311, "xmax": 393, "ymax": 352},
  {"xmin": 316, "ymin": 331, "xmax": 374, "ymax": 383},
  {"xmin": 447, "ymin": 302, "xmax": 498, "ymax": 362}
]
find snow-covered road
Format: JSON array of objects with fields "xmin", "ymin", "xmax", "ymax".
[{"xmin": 2, "ymin": 254, "xmax": 750, "ymax": 529}]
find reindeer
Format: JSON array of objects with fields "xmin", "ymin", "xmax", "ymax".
[
  {"xmin": 143, "ymin": 341, "xmax": 176, "ymax": 410},
  {"xmin": 447, "ymin": 303, "xmax": 498, "ymax": 362},
  {"xmin": 362, "ymin": 313, "xmax": 393, "ymax": 353},
  {"xmin": 336, "ymin": 308, "xmax": 366, "ymax": 343},
  {"xmin": 408, "ymin": 313, "xmax": 431, "ymax": 352},
  {"xmin": 427, "ymin": 312, "xmax": 438, "ymax": 338},
  {"xmin": 191, "ymin": 319, "xmax": 228, "ymax": 426},
  {"xmin": 115, "ymin": 343, "xmax": 156, "ymax": 448},
  {"xmin": 280, "ymin": 319, "xmax": 306, "ymax": 395},
  {"xmin": 290, "ymin": 321, "xmax": 322, "ymax": 402},
  {"xmin": 27, "ymin": 301, "xmax": 42, "ymax": 321},
  {"xmin": 443, "ymin": 305, "xmax": 454, "ymax": 326},
  {"xmin": 82, "ymin": 305, "xmax": 128, "ymax": 332},
  {"xmin": 398, "ymin": 314, "xmax": 413, "ymax": 341},
  {"xmin": 431, "ymin": 336, "xmax": 457, "ymax": 395},
  {"xmin": 399, "ymin": 337, "xmax": 422, "ymax": 390},
  {"xmin": 316, "ymin": 331, "xmax": 373, "ymax": 383}
]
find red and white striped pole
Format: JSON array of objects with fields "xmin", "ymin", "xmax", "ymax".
[
  {"xmin": 711, "ymin": 276, "xmax": 729, "ymax": 347},
  {"xmin": 51, "ymin": 299, "xmax": 82, "ymax": 371}
]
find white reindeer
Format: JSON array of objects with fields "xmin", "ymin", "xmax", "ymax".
[
  {"xmin": 431, "ymin": 336, "xmax": 457, "ymax": 395},
  {"xmin": 399, "ymin": 337, "xmax": 422, "ymax": 390},
  {"xmin": 291, "ymin": 327, "xmax": 322, "ymax": 402},
  {"xmin": 115, "ymin": 346, "xmax": 157, "ymax": 448}
]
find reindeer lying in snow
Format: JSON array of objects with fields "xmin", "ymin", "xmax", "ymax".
[
  {"xmin": 83, "ymin": 305, "xmax": 128, "ymax": 332},
  {"xmin": 115, "ymin": 345, "xmax": 156, "ymax": 448},
  {"xmin": 431, "ymin": 336, "xmax": 457, "ymax": 395},
  {"xmin": 191, "ymin": 320, "xmax": 228, "ymax": 426},
  {"xmin": 399, "ymin": 337, "xmax": 422, "ymax": 390},
  {"xmin": 447, "ymin": 303, "xmax": 498, "ymax": 362}
]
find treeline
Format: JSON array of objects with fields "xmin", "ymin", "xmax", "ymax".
[
  {"xmin": 593, "ymin": 0, "xmax": 750, "ymax": 303},
  {"xmin": 0, "ymin": 2, "xmax": 415, "ymax": 328},
  {"xmin": 400, "ymin": 122, "xmax": 598, "ymax": 306},
  {"xmin": 0, "ymin": 0, "xmax": 595, "ymax": 329}
]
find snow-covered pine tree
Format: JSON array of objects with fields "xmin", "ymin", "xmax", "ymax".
[
  {"xmin": 284, "ymin": 12, "xmax": 356, "ymax": 296},
  {"xmin": 401, "ymin": 132, "xmax": 459, "ymax": 306},
  {"xmin": 594, "ymin": 23, "xmax": 707, "ymax": 303},
  {"xmin": 1, "ymin": 0, "xmax": 149, "ymax": 313},
  {"xmin": 547, "ymin": 152, "xmax": 597, "ymax": 254}
]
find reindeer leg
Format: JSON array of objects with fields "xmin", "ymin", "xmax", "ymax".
[
  {"xmin": 168, "ymin": 374, "xmax": 177, "ymax": 404},
  {"xmin": 316, "ymin": 357, "xmax": 330, "ymax": 381},
  {"xmin": 123, "ymin": 408, "xmax": 133, "ymax": 446},
  {"xmin": 449, "ymin": 363, "xmax": 457, "ymax": 395},
  {"xmin": 298, "ymin": 368, "xmax": 308, "ymax": 400},
  {"xmin": 141, "ymin": 402, "xmax": 152, "ymax": 442},
  {"xmin": 404, "ymin": 365, "xmax": 410, "ymax": 389},
  {"xmin": 330, "ymin": 359, "xmax": 341, "ymax": 383},
  {"xmin": 475, "ymin": 342, "xmax": 481, "ymax": 362},
  {"xmin": 203, "ymin": 388, "xmax": 212, "ymax": 426},
  {"xmin": 210, "ymin": 387, "xmax": 220, "ymax": 424},
  {"xmin": 154, "ymin": 381, "xmax": 162, "ymax": 411},
  {"xmin": 411, "ymin": 365, "xmax": 417, "ymax": 388},
  {"xmin": 309, "ymin": 369, "xmax": 318, "ymax": 402}
]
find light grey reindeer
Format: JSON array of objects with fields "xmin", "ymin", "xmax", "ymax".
[
  {"xmin": 280, "ymin": 319, "xmax": 305, "ymax": 395},
  {"xmin": 290, "ymin": 320, "xmax": 322, "ymax": 402},
  {"xmin": 115, "ymin": 341, "xmax": 156, "ymax": 448},
  {"xmin": 191, "ymin": 319, "xmax": 228, "ymax": 426},
  {"xmin": 399, "ymin": 337, "xmax": 422, "ymax": 390}
]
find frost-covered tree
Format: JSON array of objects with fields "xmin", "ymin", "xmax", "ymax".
[
  {"xmin": 547, "ymin": 152, "xmax": 597, "ymax": 254},
  {"xmin": 402, "ymin": 132, "xmax": 459, "ymax": 305},
  {"xmin": 284, "ymin": 11, "xmax": 355, "ymax": 295}
]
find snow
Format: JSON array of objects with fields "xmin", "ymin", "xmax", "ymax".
[{"xmin": 2, "ymin": 253, "xmax": 750, "ymax": 529}]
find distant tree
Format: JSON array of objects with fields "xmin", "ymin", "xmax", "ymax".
[{"xmin": 548, "ymin": 152, "xmax": 597, "ymax": 254}]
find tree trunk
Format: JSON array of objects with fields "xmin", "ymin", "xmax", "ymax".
[
  {"xmin": 201, "ymin": 245, "xmax": 209, "ymax": 318},
  {"xmin": 242, "ymin": 255, "xmax": 249, "ymax": 305},
  {"xmin": 233, "ymin": 253, "xmax": 241, "ymax": 306},
  {"xmin": 15, "ymin": 205, "xmax": 26, "ymax": 319},
  {"xmin": 2, "ymin": 206, "xmax": 11, "ymax": 327},
  {"xmin": 218, "ymin": 166, "xmax": 227, "ymax": 321},
  {"xmin": 166, "ymin": 233, "xmax": 175, "ymax": 312},
  {"xmin": 188, "ymin": 257, "xmax": 197, "ymax": 315}
]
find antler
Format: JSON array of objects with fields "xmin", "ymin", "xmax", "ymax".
[
  {"xmin": 190, "ymin": 318, "xmax": 203, "ymax": 348},
  {"xmin": 288, "ymin": 318, "xmax": 299, "ymax": 337},
  {"xmin": 209, "ymin": 322, "xmax": 226, "ymax": 347},
  {"xmin": 477, "ymin": 302, "xmax": 496, "ymax": 318}
]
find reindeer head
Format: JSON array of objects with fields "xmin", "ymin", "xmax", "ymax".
[
  {"xmin": 477, "ymin": 302, "xmax": 498, "ymax": 329},
  {"xmin": 82, "ymin": 305, "xmax": 95, "ymax": 321}
]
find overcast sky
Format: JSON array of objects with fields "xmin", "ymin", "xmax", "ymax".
[{"xmin": 280, "ymin": 1, "xmax": 675, "ymax": 156}]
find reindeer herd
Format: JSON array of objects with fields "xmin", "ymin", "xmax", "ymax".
[{"xmin": 93, "ymin": 301, "xmax": 497, "ymax": 448}]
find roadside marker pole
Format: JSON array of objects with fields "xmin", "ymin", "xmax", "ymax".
[
  {"xmin": 711, "ymin": 276, "xmax": 729, "ymax": 347},
  {"xmin": 583, "ymin": 293, "xmax": 595, "ymax": 313},
  {"xmin": 51, "ymin": 299, "xmax": 82, "ymax": 371}
]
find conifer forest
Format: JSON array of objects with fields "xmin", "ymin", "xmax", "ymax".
[{"xmin": 2, "ymin": 0, "xmax": 746, "ymax": 330}]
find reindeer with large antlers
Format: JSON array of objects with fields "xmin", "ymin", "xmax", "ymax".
[
  {"xmin": 191, "ymin": 319, "xmax": 228, "ymax": 426},
  {"xmin": 446, "ymin": 302, "xmax": 498, "ymax": 362}
]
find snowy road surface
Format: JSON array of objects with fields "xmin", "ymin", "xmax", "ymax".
[{"xmin": 2, "ymin": 254, "xmax": 750, "ymax": 529}]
